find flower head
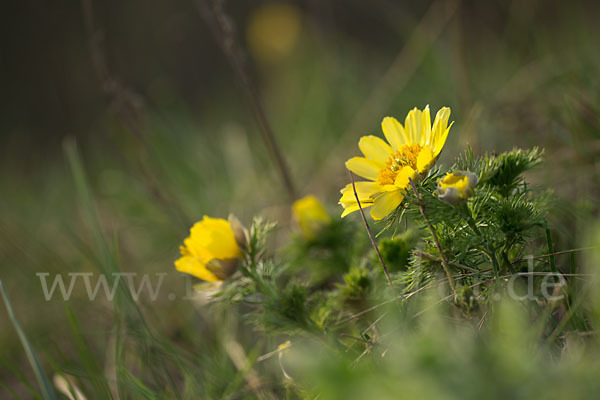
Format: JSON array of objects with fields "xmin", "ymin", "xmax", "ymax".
[
  {"xmin": 246, "ymin": 2, "xmax": 301, "ymax": 64},
  {"xmin": 339, "ymin": 105, "xmax": 453, "ymax": 220},
  {"xmin": 175, "ymin": 215, "xmax": 246, "ymax": 282},
  {"xmin": 437, "ymin": 171, "xmax": 478, "ymax": 204},
  {"xmin": 292, "ymin": 195, "xmax": 331, "ymax": 239}
]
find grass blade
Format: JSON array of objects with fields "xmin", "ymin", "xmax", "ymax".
[
  {"xmin": 0, "ymin": 281, "xmax": 56, "ymax": 400},
  {"xmin": 64, "ymin": 303, "xmax": 114, "ymax": 398}
]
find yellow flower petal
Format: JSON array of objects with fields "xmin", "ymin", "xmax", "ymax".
[
  {"xmin": 381, "ymin": 117, "xmax": 409, "ymax": 150},
  {"xmin": 420, "ymin": 105, "xmax": 432, "ymax": 147},
  {"xmin": 339, "ymin": 182, "xmax": 379, "ymax": 212},
  {"xmin": 381, "ymin": 184, "xmax": 399, "ymax": 192},
  {"xmin": 340, "ymin": 181, "xmax": 381, "ymax": 196},
  {"xmin": 182, "ymin": 236, "xmax": 212, "ymax": 262},
  {"xmin": 370, "ymin": 190, "xmax": 404, "ymax": 220},
  {"xmin": 175, "ymin": 255, "xmax": 220, "ymax": 282},
  {"xmin": 404, "ymin": 107, "xmax": 423, "ymax": 144},
  {"xmin": 433, "ymin": 122, "xmax": 453, "ymax": 158},
  {"xmin": 394, "ymin": 166, "xmax": 418, "ymax": 189},
  {"xmin": 345, "ymin": 157, "xmax": 380, "ymax": 181},
  {"xmin": 416, "ymin": 146, "xmax": 434, "ymax": 173},
  {"xmin": 340, "ymin": 189, "xmax": 375, "ymax": 205},
  {"xmin": 431, "ymin": 107, "xmax": 451, "ymax": 155},
  {"xmin": 189, "ymin": 217, "xmax": 241, "ymax": 261},
  {"xmin": 358, "ymin": 135, "xmax": 393, "ymax": 166},
  {"xmin": 340, "ymin": 202, "xmax": 373, "ymax": 218}
]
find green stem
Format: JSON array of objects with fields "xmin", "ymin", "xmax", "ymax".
[
  {"xmin": 501, "ymin": 250, "xmax": 516, "ymax": 274},
  {"xmin": 546, "ymin": 229, "xmax": 558, "ymax": 276},
  {"xmin": 487, "ymin": 249, "xmax": 501, "ymax": 280},
  {"xmin": 242, "ymin": 260, "xmax": 277, "ymax": 300},
  {"xmin": 464, "ymin": 208, "xmax": 501, "ymax": 278},
  {"xmin": 408, "ymin": 178, "xmax": 456, "ymax": 295}
]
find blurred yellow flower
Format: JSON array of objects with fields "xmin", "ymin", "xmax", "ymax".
[
  {"xmin": 246, "ymin": 2, "xmax": 302, "ymax": 64},
  {"xmin": 175, "ymin": 216, "xmax": 245, "ymax": 282},
  {"xmin": 340, "ymin": 105, "xmax": 453, "ymax": 220},
  {"xmin": 292, "ymin": 195, "xmax": 331, "ymax": 239},
  {"xmin": 437, "ymin": 171, "xmax": 478, "ymax": 204}
]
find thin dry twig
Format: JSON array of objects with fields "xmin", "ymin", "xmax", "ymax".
[
  {"xmin": 412, "ymin": 276, "xmax": 500, "ymax": 319},
  {"xmin": 515, "ymin": 272, "xmax": 592, "ymax": 277},
  {"xmin": 477, "ymin": 310, "xmax": 488, "ymax": 331},
  {"xmin": 335, "ymin": 297, "xmax": 398, "ymax": 327},
  {"xmin": 340, "ymin": 334, "xmax": 371, "ymax": 344},
  {"xmin": 256, "ymin": 341, "xmax": 294, "ymax": 363},
  {"xmin": 349, "ymin": 172, "xmax": 395, "ymax": 293},
  {"xmin": 195, "ymin": 0, "xmax": 297, "ymax": 200},
  {"xmin": 363, "ymin": 313, "xmax": 387, "ymax": 337},
  {"xmin": 223, "ymin": 339, "xmax": 269, "ymax": 398},
  {"xmin": 512, "ymin": 246, "xmax": 598, "ymax": 264},
  {"xmin": 408, "ymin": 178, "xmax": 457, "ymax": 295},
  {"xmin": 334, "ymin": 270, "xmax": 480, "ymax": 327}
]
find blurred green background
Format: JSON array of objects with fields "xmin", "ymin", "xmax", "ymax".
[{"xmin": 1, "ymin": 0, "xmax": 600, "ymax": 397}]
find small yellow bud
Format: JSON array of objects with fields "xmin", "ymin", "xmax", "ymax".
[
  {"xmin": 292, "ymin": 195, "xmax": 331, "ymax": 239},
  {"xmin": 437, "ymin": 171, "xmax": 478, "ymax": 204}
]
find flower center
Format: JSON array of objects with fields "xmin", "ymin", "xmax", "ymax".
[{"xmin": 378, "ymin": 144, "xmax": 422, "ymax": 185}]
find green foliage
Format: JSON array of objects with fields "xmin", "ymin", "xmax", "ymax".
[
  {"xmin": 287, "ymin": 219, "xmax": 363, "ymax": 283},
  {"xmin": 9, "ymin": 142, "xmax": 589, "ymax": 400},
  {"xmin": 491, "ymin": 193, "xmax": 547, "ymax": 243},
  {"xmin": 247, "ymin": 217, "xmax": 278, "ymax": 264},
  {"xmin": 263, "ymin": 283, "xmax": 312, "ymax": 333},
  {"xmin": 478, "ymin": 147, "xmax": 543, "ymax": 197},
  {"xmin": 337, "ymin": 267, "xmax": 372, "ymax": 302},
  {"xmin": 378, "ymin": 230, "xmax": 418, "ymax": 272},
  {"xmin": 404, "ymin": 147, "xmax": 548, "ymax": 273}
]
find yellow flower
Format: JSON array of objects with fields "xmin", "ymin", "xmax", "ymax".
[
  {"xmin": 437, "ymin": 171, "xmax": 478, "ymax": 204},
  {"xmin": 339, "ymin": 105, "xmax": 453, "ymax": 220},
  {"xmin": 246, "ymin": 2, "xmax": 302, "ymax": 64},
  {"xmin": 292, "ymin": 195, "xmax": 331, "ymax": 239},
  {"xmin": 175, "ymin": 216, "xmax": 245, "ymax": 282}
]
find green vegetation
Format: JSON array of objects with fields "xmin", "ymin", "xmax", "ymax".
[{"xmin": 2, "ymin": 1, "xmax": 600, "ymax": 399}]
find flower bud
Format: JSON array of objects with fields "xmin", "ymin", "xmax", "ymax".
[
  {"xmin": 437, "ymin": 171, "xmax": 478, "ymax": 204},
  {"xmin": 292, "ymin": 195, "xmax": 331, "ymax": 239},
  {"xmin": 175, "ymin": 216, "xmax": 243, "ymax": 282}
]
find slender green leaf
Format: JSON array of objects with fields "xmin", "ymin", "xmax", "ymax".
[{"xmin": 0, "ymin": 281, "xmax": 56, "ymax": 400}]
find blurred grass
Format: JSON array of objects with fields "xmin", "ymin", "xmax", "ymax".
[
  {"xmin": 0, "ymin": 281, "xmax": 55, "ymax": 399},
  {"xmin": 1, "ymin": 0, "xmax": 600, "ymax": 397}
]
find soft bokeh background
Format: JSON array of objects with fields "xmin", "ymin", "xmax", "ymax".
[{"xmin": 1, "ymin": 0, "xmax": 600, "ymax": 397}]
